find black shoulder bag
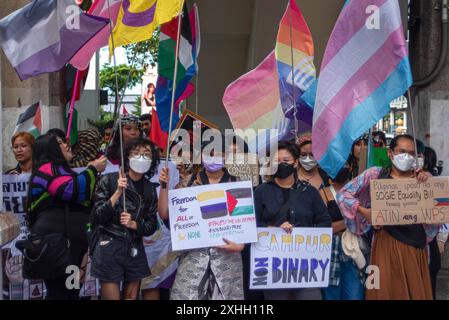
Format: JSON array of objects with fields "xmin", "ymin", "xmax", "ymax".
[
  {"xmin": 16, "ymin": 204, "xmax": 72, "ymax": 280},
  {"xmin": 16, "ymin": 164, "xmax": 73, "ymax": 280}
]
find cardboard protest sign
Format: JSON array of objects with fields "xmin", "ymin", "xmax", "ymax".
[
  {"xmin": 250, "ymin": 228, "xmax": 332, "ymax": 289},
  {"xmin": 370, "ymin": 177, "xmax": 449, "ymax": 225},
  {"xmin": 168, "ymin": 180, "xmax": 257, "ymax": 251},
  {"xmin": 225, "ymin": 153, "xmax": 260, "ymax": 187}
]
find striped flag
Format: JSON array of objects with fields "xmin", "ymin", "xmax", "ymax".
[
  {"xmin": 109, "ymin": 0, "xmax": 182, "ymax": 55},
  {"xmin": 156, "ymin": 4, "xmax": 198, "ymax": 133},
  {"xmin": 64, "ymin": 65, "xmax": 89, "ymax": 145},
  {"xmin": 70, "ymin": 0, "xmax": 123, "ymax": 70},
  {"xmin": 223, "ymin": 51, "xmax": 296, "ymax": 153},
  {"xmin": 312, "ymin": 0, "xmax": 413, "ymax": 178},
  {"xmin": 275, "ymin": 0, "xmax": 316, "ymax": 131},
  {"xmin": 0, "ymin": 0, "xmax": 109, "ymax": 81},
  {"xmin": 197, "ymin": 190, "xmax": 228, "ymax": 220},
  {"xmin": 14, "ymin": 102, "xmax": 42, "ymax": 138}
]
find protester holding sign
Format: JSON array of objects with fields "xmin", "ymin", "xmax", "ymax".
[
  {"xmin": 254, "ymin": 140, "xmax": 331, "ymax": 300},
  {"xmin": 158, "ymin": 138, "xmax": 245, "ymax": 300},
  {"xmin": 27, "ymin": 134, "xmax": 107, "ymax": 300},
  {"xmin": 5, "ymin": 132, "xmax": 35, "ymax": 174},
  {"xmin": 320, "ymin": 156, "xmax": 366, "ymax": 300},
  {"xmin": 106, "ymin": 115, "xmax": 143, "ymax": 165},
  {"xmin": 337, "ymin": 134, "xmax": 439, "ymax": 300},
  {"xmin": 91, "ymin": 138, "xmax": 159, "ymax": 300}
]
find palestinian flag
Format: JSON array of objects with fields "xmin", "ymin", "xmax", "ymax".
[
  {"xmin": 65, "ymin": 65, "xmax": 89, "ymax": 145},
  {"xmin": 14, "ymin": 101, "xmax": 42, "ymax": 138},
  {"xmin": 226, "ymin": 188, "xmax": 254, "ymax": 216},
  {"xmin": 156, "ymin": 3, "xmax": 198, "ymax": 133}
]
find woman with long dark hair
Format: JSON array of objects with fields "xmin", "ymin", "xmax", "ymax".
[
  {"xmin": 27, "ymin": 134, "xmax": 107, "ymax": 299},
  {"xmin": 91, "ymin": 138, "xmax": 159, "ymax": 300}
]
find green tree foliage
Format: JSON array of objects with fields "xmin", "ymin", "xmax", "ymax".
[{"xmin": 133, "ymin": 96, "xmax": 142, "ymax": 117}]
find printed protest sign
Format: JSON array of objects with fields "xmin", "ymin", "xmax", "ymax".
[
  {"xmin": 370, "ymin": 177, "xmax": 449, "ymax": 225},
  {"xmin": 250, "ymin": 228, "xmax": 332, "ymax": 289},
  {"xmin": 168, "ymin": 180, "xmax": 257, "ymax": 251},
  {"xmin": 226, "ymin": 153, "xmax": 260, "ymax": 187}
]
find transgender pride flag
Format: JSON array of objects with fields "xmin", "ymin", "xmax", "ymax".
[{"xmin": 312, "ymin": 0, "xmax": 413, "ymax": 178}]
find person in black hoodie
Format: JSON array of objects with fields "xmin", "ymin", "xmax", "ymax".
[
  {"xmin": 91, "ymin": 138, "xmax": 159, "ymax": 300},
  {"xmin": 254, "ymin": 140, "xmax": 331, "ymax": 300}
]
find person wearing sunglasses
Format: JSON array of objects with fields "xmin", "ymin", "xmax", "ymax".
[
  {"xmin": 91, "ymin": 138, "xmax": 159, "ymax": 300},
  {"xmin": 337, "ymin": 134, "xmax": 438, "ymax": 300}
]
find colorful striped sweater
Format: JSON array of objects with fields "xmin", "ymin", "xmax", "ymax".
[{"xmin": 28, "ymin": 162, "xmax": 98, "ymax": 224}]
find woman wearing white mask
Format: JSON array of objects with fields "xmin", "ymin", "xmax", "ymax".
[
  {"xmin": 91, "ymin": 138, "xmax": 159, "ymax": 300},
  {"xmin": 158, "ymin": 138, "xmax": 245, "ymax": 300},
  {"xmin": 296, "ymin": 133, "xmax": 329, "ymax": 191},
  {"xmin": 336, "ymin": 134, "xmax": 438, "ymax": 300}
]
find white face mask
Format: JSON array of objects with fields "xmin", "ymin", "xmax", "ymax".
[
  {"xmin": 392, "ymin": 153, "xmax": 415, "ymax": 172},
  {"xmin": 129, "ymin": 156, "xmax": 152, "ymax": 173},
  {"xmin": 299, "ymin": 156, "xmax": 318, "ymax": 171}
]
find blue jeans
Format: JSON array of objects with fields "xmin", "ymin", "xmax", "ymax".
[{"xmin": 322, "ymin": 260, "xmax": 365, "ymax": 300}]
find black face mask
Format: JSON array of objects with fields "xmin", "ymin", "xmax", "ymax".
[
  {"xmin": 334, "ymin": 167, "xmax": 351, "ymax": 184},
  {"xmin": 274, "ymin": 162, "xmax": 296, "ymax": 179}
]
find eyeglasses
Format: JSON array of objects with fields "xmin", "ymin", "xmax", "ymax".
[{"xmin": 130, "ymin": 151, "xmax": 152, "ymax": 160}]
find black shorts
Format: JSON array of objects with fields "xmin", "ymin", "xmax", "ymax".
[{"xmin": 91, "ymin": 235, "xmax": 150, "ymax": 283}]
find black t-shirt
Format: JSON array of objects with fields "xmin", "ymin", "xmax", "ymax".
[
  {"xmin": 130, "ymin": 178, "xmax": 144, "ymax": 196},
  {"xmin": 327, "ymin": 200, "xmax": 344, "ymax": 222}
]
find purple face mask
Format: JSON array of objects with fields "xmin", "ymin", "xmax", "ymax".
[{"xmin": 202, "ymin": 156, "xmax": 224, "ymax": 172}]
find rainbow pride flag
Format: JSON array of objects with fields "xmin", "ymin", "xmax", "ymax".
[
  {"xmin": 275, "ymin": 0, "xmax": 316, "ymax": 131},
  {"xmin": 312, "ymin": 0, "xmax": 413, "ymax": 178},
  {"xmin": 222, "ymin": 51, "xmax": 295, "ymax": 152}
]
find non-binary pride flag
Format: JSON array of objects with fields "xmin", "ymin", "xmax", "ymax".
[
  {"xmin": 109, "ymin": 0, "xmax": 183, "ymax": 55},
  {"xmin": 275, "ymin": 0, "xmax": 316, "ymax": 131},
  {"xmin": 0, "ymin": 0, "xmax": 109, "ymax": 81},
  {"xmin": 312, "ymin": 0, "xmax": 413, "ymax": 178},
  {"xmin": 14, "ymin": 102, "xmax": 42, "ymax": 138}
]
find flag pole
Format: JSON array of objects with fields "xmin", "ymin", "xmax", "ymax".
[
  {"xmin": 288, "ymin": 0, "xmax": 299, "ymax": 137},
  {"xmin": 195, "ymin": 74, "xmax": 199, "ymax": 115},
  {"xmin": 66, "ymin": 70, "xmax": 81, "ymax": 143},
  {"xmin": 407, "ymin": 89, "xmax": 420, "ymax": 173},
  {"xmin": 66, "ymin": 0, "xmax": 102, "ymax": 143},
  {"xmin": 106, "ymin": 0, "xmax": 121, "ymax": 124},
  {"xmin": 106, "ymin": 0, "xmax": 126, "ymax": 209},
  {"xmin": 164, "ymin": 7, "xmax": 183, "ymax": 168}
]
